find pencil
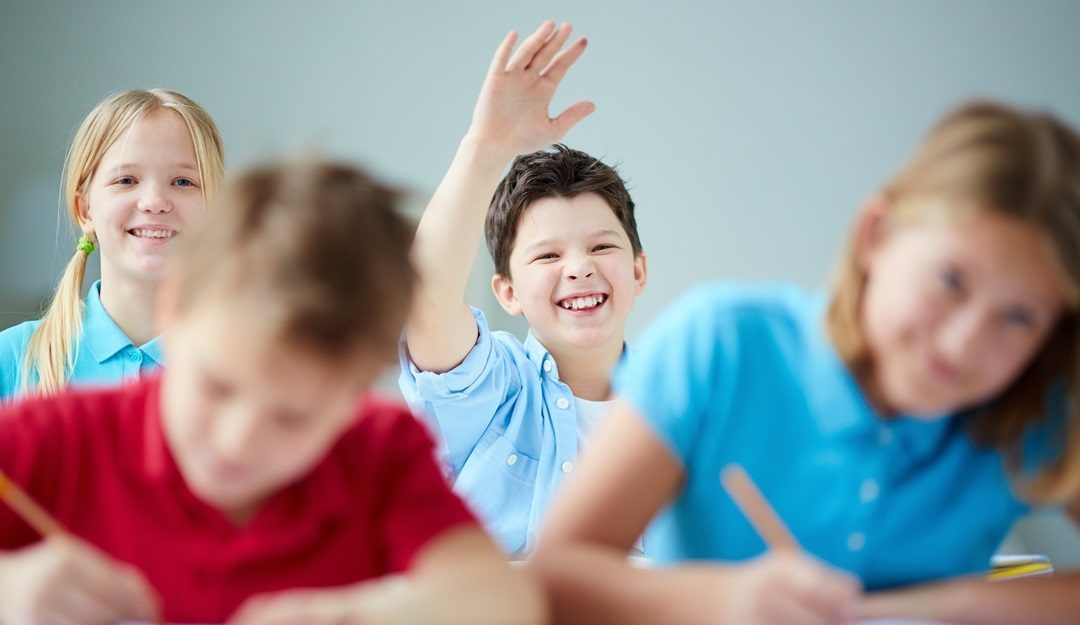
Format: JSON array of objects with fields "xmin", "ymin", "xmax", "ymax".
[
  {"xmin": 0, "ymin": 468, "xmax": 65, "ymax": 536},
  {"xmin": 0, "ymin": 468, "xmax": 166, "ymax": 624},
  {"xmin": 720, "ymin": 464, "xmax": 801, "ymax": 551}
]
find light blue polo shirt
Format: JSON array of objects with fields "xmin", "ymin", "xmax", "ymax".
[
  {"xmin": 616, "ymin": 283, "xmax": 1060, "ymax": 590},
  {"xmin": 0, "ymin": 281, "xmax": 164, "ymax": 402},
  {"xmin": 399, "ymin": 307, "xmax": 614, "ymax": 555}
]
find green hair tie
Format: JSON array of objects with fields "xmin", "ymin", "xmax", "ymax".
[{"xmin": 77, "ymin": 235, "xmax": 95, "ymax": 255}]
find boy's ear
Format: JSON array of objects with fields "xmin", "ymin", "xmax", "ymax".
[
  {"xmin": 491, "ymin": 273, "xmax": 523, "ymax": 317},
  {"xmin": 75, "ymin": 192, "xmax": 94, "ymax": 234},
  {"xmin": 633, "ymin": 251, "xmax": 648, "ymax": 295},
  {"xmin": 854, "ymin": 194, "xmax": 893, "ymax": 274}
]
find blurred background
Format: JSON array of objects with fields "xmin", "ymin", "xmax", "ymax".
[{"xmin": 2, "ymin": 0, "xmax": 1078, "ymax": 564}]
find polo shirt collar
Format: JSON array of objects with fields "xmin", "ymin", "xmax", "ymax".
[
  {"xmin": 804, "ymin": 292, "xmax": 956, "ymax": 461},
  {"xmin": 82, "ymin": 281, "xmax": 165, "ymax": 366}
]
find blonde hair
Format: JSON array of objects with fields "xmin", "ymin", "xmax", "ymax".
[
  {"xmin": 827, "ymin": 101, "xmax": 1080, "ymax": 504},
  {"xmin": 21, "ymin": 88, "xmax": 225, "ymax": 395}
]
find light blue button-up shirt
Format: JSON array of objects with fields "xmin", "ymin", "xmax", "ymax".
[
  {"xmin": 400, "ymin": 307, "xmax": 612, "ymax": 555},
  {"xmin": 0, "ymin": 281, "xmax": 164, "ymax": 402},
  {"xmin": 615, "ymin": 283, "xmax": 1061, "ymax": 590}
]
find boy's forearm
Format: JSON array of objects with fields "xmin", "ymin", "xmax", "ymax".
[
  {"xmin": 413, "ymin": 136, "xmax": 507, "ymax": 307},
  {"xmin": 406, "ymin": 136, "xmax": 513, "ymax": 369},
  {"xmin": 392, "ymin": 562, "xmax": 546, "ymax": 625},
  {"xmin": 861, "ymin": 574, "xmax": 1080, "ymax": 625}
]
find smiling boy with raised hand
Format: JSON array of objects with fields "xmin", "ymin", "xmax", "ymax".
[{"xmin": 400, "ymin": 21, "xmax": 647, "ymax": 555}]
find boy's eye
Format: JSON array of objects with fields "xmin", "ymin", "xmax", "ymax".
[
  {"xmin": 202, "ymin": 374, "xmax": 233, "ymax": 400},
  {"xmin": 174, "ymin": 177, "xmax": 198, "ymax": 188},
  {"xmin": 533, "ymin": 252, "xmax": 559, "ymax": 262},
  {"xmin": 592, "ymin": 243, "xmax": 615, "ymax": 252},
  {"xmin": 939, "ymin": 267, "xmax": 964, "ymax": 292}
]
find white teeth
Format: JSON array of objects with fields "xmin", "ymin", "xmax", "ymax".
[
  {"xmin": 559, "ymin": 294, "xmax": 607, "ymax": 310},
  {"xmin": 130, "ymin": 228, "xmax": 173, "ymax": 239}
]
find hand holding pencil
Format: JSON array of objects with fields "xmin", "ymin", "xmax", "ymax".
[
  {"xmin": 718, "ymin": 464, "xmax": 862, "ymax": 625},
  {"xmin": 0, "ymin": 469, "xmax": 163, "ymax": 625}
]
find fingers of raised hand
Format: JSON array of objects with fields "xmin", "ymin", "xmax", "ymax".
[{"xmin": 505, "ymin": 20, "xmax": 557, "ymax": 72}]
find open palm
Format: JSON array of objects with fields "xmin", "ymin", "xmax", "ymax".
[{"xmin": 469, "ymin": 21, "xmax": 595, "ymax": 158}]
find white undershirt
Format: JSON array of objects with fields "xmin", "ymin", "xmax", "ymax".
[{"xmin": 574, "ymin": 395, "xmax": 614, "ymax": 447}]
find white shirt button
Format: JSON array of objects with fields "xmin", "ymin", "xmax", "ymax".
[
  {"xmin": 507, "ymin": 454, "xmax": 518, "ymax": 466},
  {"xmin": 859, "ymin": 479, "xmax": 880, "ymax": 504},
  {"xmin": 561, "ymin": 461, "xmax": 574, "ymax": 473},
  {"xmin": 556, "ymin": 397, "xmax": 570, "ymax": 410},
  {"xmin": 847, "ymin": 532, "xmax": 866, "ymax": 552},
  {"xmin": 543, "ymin": 361, "xmax": 553, "ymax": 372}
]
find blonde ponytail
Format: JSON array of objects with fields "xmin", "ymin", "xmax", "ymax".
[{"xmin": 20, "ymin": 238, "xmax": 94, "ymax": 395}]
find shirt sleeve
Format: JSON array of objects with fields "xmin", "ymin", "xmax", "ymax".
[
  {"xmin": 398, "ymin": 307, "xmax": 521, "ymax": 475},
  {"xmin": 376, "ymin": 408, "xmax": 478, "ymax": 573},
  {"xmin": 613, "ymin": 285, "xmax": 740, "ymax": 464},
  {"xmin": 0, "ymin": 321, "xmax": 36, "ymax": 403},
  {"xmin": 0, "ymin": 394, "xmax": 70, "ymax": 549}
]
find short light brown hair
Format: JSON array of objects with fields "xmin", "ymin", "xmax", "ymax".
[
  {"xmin": 173, "ymin": 160, "xmax": 415, "ymax": 364},
  {"xmin": 827, "ymin": 101, "xmax": 1080, "ymax": 504},
  {"xmin": 485, "ymin": 144, "xmax": 642, "ymax": 277}
]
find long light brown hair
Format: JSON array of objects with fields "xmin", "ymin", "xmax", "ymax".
[{"xmin": 827, "ymin": 101, "xmax": 1080, "ymax": 504}]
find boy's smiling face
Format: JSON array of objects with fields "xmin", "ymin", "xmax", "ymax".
[
  {"xmin": 492, "ymin": 193, "xmax": 646, "ymax": 355},
  {"xmin": 159, "ymin": 294, "xmax": 379, "ymax": 524}
]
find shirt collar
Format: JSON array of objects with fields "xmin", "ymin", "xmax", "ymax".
[
  {"xmin": 523, "ymin": 331, "xmax": 554, "ymax": 375},
  {"xmin": 804, "ymin": 292, "xmax": 956, "ymax": 461},
  {"xmin": 81, "ymin": 281, "xmax": 165, "ymax": 365},
  {"xmin": 522, "ymin": 331, "xmax": 630, "ymax": 381},
  {"xmin": 140, "ymin": 374, "xmax": 180, "ymax": 485}
]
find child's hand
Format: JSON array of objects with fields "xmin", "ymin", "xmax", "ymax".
[
  {"xmin": 0, "ymin": 536, "xmax": 161, "ymax": 625},
  {"xmin": 229, "ymin": 578, "xmax": 408, "ymax": 625},
  {"xmin": 466, "ymin": 20, "xmax": 595, "ymax": 162},
  {"xmin": 716, "ymin": 550, "xmax": 861, "ymax": 625}
]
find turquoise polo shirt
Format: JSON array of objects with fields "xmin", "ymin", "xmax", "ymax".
[
  {"xmin": 0, "ymin": 281, "xmax": 164, "ymax": 401},
  {"xmin": 615, "ymin": 283, "xmax": 1060, "ymax": 590},
  {"xmin": 399, "ymin": 307, "xmax": 620, "ymax": 555}
]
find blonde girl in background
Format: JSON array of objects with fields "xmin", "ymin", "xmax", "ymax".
[{"xmin": 0, "ymin": 88, "xmax": 224, "ymax": 400}]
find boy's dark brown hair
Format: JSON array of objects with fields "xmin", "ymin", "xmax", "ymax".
[
  {"xmin": 173, "ymin": 159, "xmax": 416, "ymax": 364},
  {"xmin": 485, "ymin": 144, "xmax": 642, "ymax": 277}
]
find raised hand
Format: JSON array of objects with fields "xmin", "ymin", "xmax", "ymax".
[{"xmin": 467, "ymin": 20, "xmax": 595, "ymax": 161}]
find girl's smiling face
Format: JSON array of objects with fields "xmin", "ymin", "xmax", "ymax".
[
  {"xmin": 859, "ymin": 200, "xmax": 1071, "ymax": 417},
  {"xmin": 79, "ymin": 107, "xmax": 206, "ymax": 285}
]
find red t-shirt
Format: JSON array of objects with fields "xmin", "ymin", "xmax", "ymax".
[{"xmin": 0, "ymin": 376, "xmax": 477, "ymax": 623}]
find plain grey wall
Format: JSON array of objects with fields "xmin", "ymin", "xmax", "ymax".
[{"xmin": 2, "ymin": 1, "xmax": 1079, "ymax": 564}]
